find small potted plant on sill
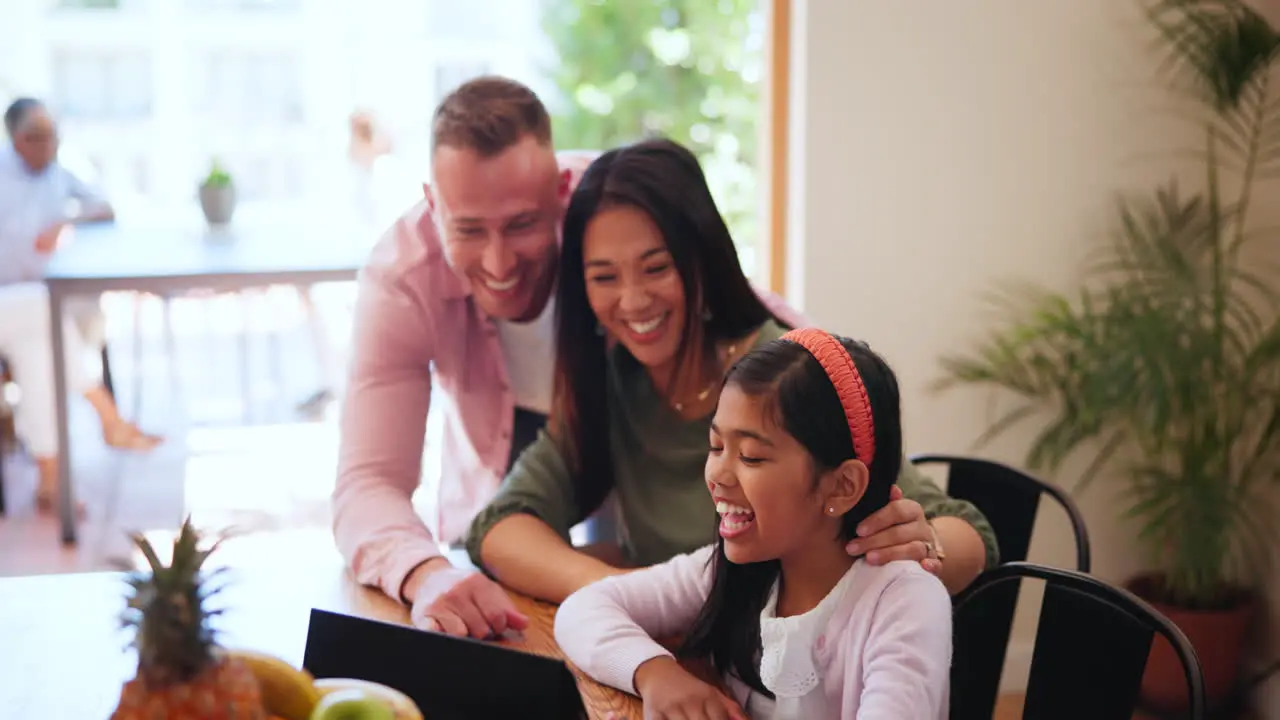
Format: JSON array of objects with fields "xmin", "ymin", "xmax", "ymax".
[
  {"xmin": 199, "ymin": 159, "xmax": 236, "ymax": 226},
  {"xmin": 933, "ymin": 0, "xmax": 1280, "ymax": 713}
]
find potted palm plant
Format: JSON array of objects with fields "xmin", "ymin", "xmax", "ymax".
[
  {"xmin": 934, "ymin": 0, "xmax": 1280, "ymax": 713},
  {"xmin": 199, "ymin": 159, "xmax": 236, "ymax": 226}
]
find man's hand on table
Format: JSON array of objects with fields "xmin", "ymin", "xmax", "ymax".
[
  {"xmin": 844, "ymin": 485, "xmax": 944, "ymax": 576},
  {"xmin": 403, "ymin": 557, "xmax": 529, "ymax": 639}
]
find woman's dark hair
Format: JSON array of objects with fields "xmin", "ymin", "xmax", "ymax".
[
  {"xmin": 679, "ymin": 334, "xmax": 904, "ymax": 697},
  {"xmin": 4, "ymin": 97, "xmax": 44, "ymax": 137},
  {"xmin": 553, "ymin": 137, "xmax": 778, "ymax": 515}
]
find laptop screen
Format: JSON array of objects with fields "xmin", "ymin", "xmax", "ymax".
[{"xmin": 302, "ymin": 608, "xmax": 588, "ymax": 720}]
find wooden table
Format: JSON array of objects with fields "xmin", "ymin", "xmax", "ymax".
[{"xmin": 0, "ymin": 537, "xmax": 642, "ymax": 719}]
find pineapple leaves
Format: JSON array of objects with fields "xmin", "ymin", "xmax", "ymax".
[{"xmin": 115, "ymin": 516, "xmax": 237, "ymax": 682}]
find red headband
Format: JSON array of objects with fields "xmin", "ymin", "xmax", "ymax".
[{"xmin": 780, "ymin": 328, "xmax": 876, "ymax": 466}]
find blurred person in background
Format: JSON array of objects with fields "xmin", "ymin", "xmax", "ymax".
[
  {"xmin": 0, "ymin": 96, "xmax": 160, "ymax": 515},
  {"xmin": 295, "ymin": 108, "xmax": 421, "ymax": 419},
  {"xmin": 347, "ymin": 108, "xmax": 422, "ymax": 229}
]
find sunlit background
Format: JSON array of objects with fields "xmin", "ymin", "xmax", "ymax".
[
  {"xmin": 0, "ymin": 0, "xmax": 767, "ymax": 566},
  {"xmin": 0, "ymin": 0, "xmax": 765, "ymax": 272}
]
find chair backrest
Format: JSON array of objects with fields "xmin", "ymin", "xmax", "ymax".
[
  {"xmin": 910, "ymin": 454, "xmax": 1090, "ymax": 571},
  {"xmin": 0, "ymin": 354, "xmax": 10, "ymax": 515},
  {"xmin": 953, "ymin": 562, "xmax": 1206, "ymax": 720},
  {"xmin": 910, "ymin": 453, "xmax": 1091, "ymax": 718}
]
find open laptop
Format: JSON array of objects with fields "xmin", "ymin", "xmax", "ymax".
[{"xmin": 302, "ymin": 608, "xmax": 589, "ymax": 720}]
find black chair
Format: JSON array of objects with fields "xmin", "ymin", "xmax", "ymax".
[
  {"xmin": 0, "ymin": 354, "xmax": 13, "ymax": 515},
  {"xmin": 0, "ymin": 343, "xmax": 113, "ymax": 517},
  {"xmin": 952, "ymin": 562, "xmax": 1206, "ymax": 720},
  {"xmin": 910, "ymin": 454, "xmax": 1091, "ymax": 718},
  {"xmin": 910, "ymin": 454, "xmax": 1090, "ymax": 571},
  {"xmin": 101, "ymin": 345, "xmax": 116, "ymax": 399}
]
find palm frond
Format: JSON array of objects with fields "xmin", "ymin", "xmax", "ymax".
[
  {"xmin": 1144, "ymin": 0, "xmax": 1280, "ymax": 111},
  {"xmin": 937, "ymin": 1, "xmax": 1280, "ymax": 605}
]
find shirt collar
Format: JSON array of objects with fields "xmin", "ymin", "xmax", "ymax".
[{"xmin": 0, "ymin": 144, "xmax": 50, "ymax": 178}]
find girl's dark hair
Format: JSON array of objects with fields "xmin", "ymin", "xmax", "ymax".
[
  {"xmin": 679, "ymin": 334, "xmax": 904, "ymax": 697},
  {"xmin": 554, "ymin": 137, "xmax": 777, "ymax": 515}
]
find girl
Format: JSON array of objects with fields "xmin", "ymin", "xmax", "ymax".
[{"xmin": 554, "ymin": 329, "xmax": 953, "ymax": 719}]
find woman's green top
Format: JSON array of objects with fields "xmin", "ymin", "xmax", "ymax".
[{"xmin": 465, "ymin": 319, "xmax": 999, "ymax": 570}]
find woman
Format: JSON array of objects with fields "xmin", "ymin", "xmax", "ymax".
[{"xmin": 464, "ymin": 138, "xmax": 997, "ymax": 607}]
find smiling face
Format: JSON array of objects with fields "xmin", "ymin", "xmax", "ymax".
[
  {"xmin": 582, "ymin": 204, "xmax": 689, "ymax": 374},
  {"xmin": 707, "ymin": 383, "xmax": 865, "ymax": 565},
  {"xmin": 429, "ymin": 134, "xmax": 570, "ymax": 322}
]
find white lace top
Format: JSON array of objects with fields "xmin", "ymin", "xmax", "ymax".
[{"xmin": 747, "ymin": 563, "xmax": 860, "ymax": 720}]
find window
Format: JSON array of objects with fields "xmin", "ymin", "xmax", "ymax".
[
  {"xmin": 428, "ymin": 0, "xmax": 503, "ymax": 41},
  {"xmin": 193, "ymin": 52, "xmax": 303, "ymax": 125},
  {"xmin": 434, "ymin": 62, "xmax": 492, "ymax": 105},
  {"xmin": 51, "ymin": 50, "xmax": 151, "ymax": 120},
  {"xmin": 211, "ymin": 153, "xmax": 304, "ymax": 202},
  {"xmin": 57, "ymin": 0, "xmax": 121, "ymax": 8}
]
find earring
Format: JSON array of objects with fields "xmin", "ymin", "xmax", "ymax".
[
  {"xmin": 702, "ymin": 307, "xmax": 713, "ymax": 322},
  {"xmin": 827, "ymin": 507, "xmax": 835, "ymax": 515},
  {"xmin": 595, "ymin": 322, "xmax": 604, "ymax": 336}
]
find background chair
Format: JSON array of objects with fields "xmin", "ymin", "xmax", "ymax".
[
  {"xmin": 0, "ymin": 354, "xmax": 12, "ymax": 514},
  {"xmin": 910, "ymin": 453, "xmax": 1091, "ymax": 718},
  {"xmin": 0, "ymin": 344, "xmax": 110, "ymax": 517},
  {"xmin": 952, "ymin": 561, "xmax": 1206, "ymax": 720},
  {"xmin": 910, "ymin": 454, "xmax": 1091, "ymax": 570}
]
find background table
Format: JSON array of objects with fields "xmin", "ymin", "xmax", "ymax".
[
  {"xmin": 42, "ymin": 221, "xmax": 369, "ymax": 544},
  {"xmin": 0, "ymin": 539, "xmax": 643, "ymax": 719}
]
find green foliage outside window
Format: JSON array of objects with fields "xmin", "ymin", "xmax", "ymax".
[{"xmin": 540, "ymin": 0, "xmax": 764, "ymax": 274}]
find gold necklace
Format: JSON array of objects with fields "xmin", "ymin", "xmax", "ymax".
[{"xmin": 673, "ymin": 342, "xmax": 737, "ymax": 413}]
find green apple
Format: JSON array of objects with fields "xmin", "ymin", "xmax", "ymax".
[
  {"xmin": 308, "ymin": 688, "xmax": 396, "ymax": 720},
  {"xmin": 312, "ymin": 678, "xmax": 423, "ymax": 720}
]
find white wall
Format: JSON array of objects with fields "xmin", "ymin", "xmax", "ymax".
[{"xmin": 786, "ymin": 0, "xmax": 1279, "ymax": 714}]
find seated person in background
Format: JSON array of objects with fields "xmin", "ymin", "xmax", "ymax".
[
  {"xmin": 465, "ymin": 138, "xmax": 996, "ymax": 624},
  {"xmin": 0, "ymin": 97, "xmax": 160, "ymax": 513},
  {"xmin": 1, "ymin": 96, "xmax": 116, "ymax": 365},
  {"xmin": 1, "ymin": 97, "xmax": 114, "ymax": 294},
  {"xmin": 555, "ymin": 330, "xmax": 952, "ymax": 720}
]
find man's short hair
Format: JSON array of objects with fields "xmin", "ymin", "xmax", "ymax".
[{"xmin": 430, "ymin": 76, "xmax": 552, "ymax": 158}]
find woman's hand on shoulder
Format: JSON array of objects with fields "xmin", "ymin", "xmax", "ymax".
[
  {"xmin": 843, "ymin": 485, "xmax": 942, "ymax": 575},
  {"xmin": 631, "ymin": 656, "xmax": 747, "ymax": 720}
]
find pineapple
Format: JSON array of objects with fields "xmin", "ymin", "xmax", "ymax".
[{"xmin": 111, "ymin": 517, "xmax": 266, "ymax": 720}]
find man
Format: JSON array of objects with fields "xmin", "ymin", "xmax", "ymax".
[
  {"xmin": 0, "ymin": 97, "xmax": 160, "ymax": 513},
  {"xmin": 1, "ymin": 97, "xmax": 117, "ymax": 355},
  {"xmin": 334, "ymin": 76, "xmax": 996, "ymax": 638}
]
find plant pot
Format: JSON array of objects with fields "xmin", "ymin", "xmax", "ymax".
[
  {"xmin": 1126, "ymin": 573, "xmax": 1256, "ymax": 714},
  {"xmin": 199, "ymin": 184, "xmax": 236, "ymax": 226}
]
